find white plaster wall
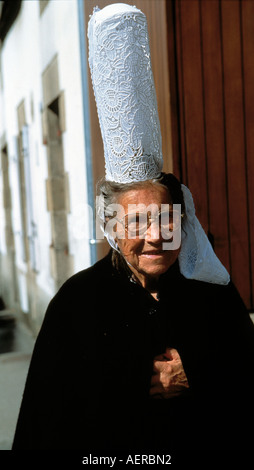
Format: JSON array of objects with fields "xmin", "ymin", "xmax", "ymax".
[
  {"xmin": 0, "ymin": 0, "xmax": 91, "ymax": 318},
  {"xmin": 1, "ymin": 1, "xmax": 53, "ymax": 304},
  {"xmin": 0, "ymin": 51, "xmax": 6, "ymax": 263},
  {"xmin": 39, "ymin": 0, "xmax": 91, "ymax": 274},
  {"xmin": 0, "ymin": 169, "xmax": 6, "ymax": 258}
]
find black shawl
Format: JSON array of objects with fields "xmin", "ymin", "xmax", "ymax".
[{"xmin": 12, "ymin": 251, "xmax": 254, "ymax": 451}]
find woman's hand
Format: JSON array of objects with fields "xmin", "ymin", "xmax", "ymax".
[{"xmin": 149, "ymin": 348, "xmax": 190, "ymax": 399}]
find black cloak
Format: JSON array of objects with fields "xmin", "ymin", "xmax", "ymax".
[{"xmin": 12, "ymin": 251, "xmax": 254, "ymax": 451}]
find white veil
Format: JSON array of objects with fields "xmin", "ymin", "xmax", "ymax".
[{"xmin": 178, "ymin": 184, "xmax": 230, "ymax": 285}]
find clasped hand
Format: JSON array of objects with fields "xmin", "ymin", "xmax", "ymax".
[{"xmin": 149, "ymin": 347, "xmax": 189, "ymax": 399}]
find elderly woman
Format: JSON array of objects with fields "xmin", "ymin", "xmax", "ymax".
[
  {"xmin": 12, "ymin": 172, "xmax": 254, "ymax": 451},
  {"xmin": 13, "ymin": 4, "xmax": 254, "ymax": 451}
]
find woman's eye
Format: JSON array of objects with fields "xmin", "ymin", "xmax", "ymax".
[{"xmin": 128, "ymin": 215, "xmax": 138, "ymax": 226}]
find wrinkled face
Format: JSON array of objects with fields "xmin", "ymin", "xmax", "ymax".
[{"xmin": 115, "ymin": 183, "xmax": 181, "ymax": 280}]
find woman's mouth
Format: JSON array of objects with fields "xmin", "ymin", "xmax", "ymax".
[{"xmin": 141, "ymin": 250, "xmax": 165, "ymax": 258}]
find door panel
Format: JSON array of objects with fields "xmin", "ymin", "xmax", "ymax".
[{"xmin": 170, "ymin": 0, "xmax": 254, "ymax": 309}]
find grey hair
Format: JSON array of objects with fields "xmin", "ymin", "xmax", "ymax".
[
  {"xmin": 96, "ymin": 179, "xmax": 157, "ymax": 250},
  {"xmin": 96, "ymin": 173, "xmax": 185, "ymax": 250}
]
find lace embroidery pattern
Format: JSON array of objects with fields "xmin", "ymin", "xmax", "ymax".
[{"xmin": 88, "ymin": 5, "xmax": 163, "ymax": 183}]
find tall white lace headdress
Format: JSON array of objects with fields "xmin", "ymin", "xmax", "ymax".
[{"xmin": 88, "ymin": 3, "xmax": 163, "ymax": 183}]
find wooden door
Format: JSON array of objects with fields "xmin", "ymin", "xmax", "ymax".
[{"xmin": 168, "ymin": 0, "xmax": 254, "ymax": 310}]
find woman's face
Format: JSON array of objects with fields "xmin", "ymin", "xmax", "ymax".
[{"xmin": 115, "ymin": 183, "xmax": 181, "ymax": 283}]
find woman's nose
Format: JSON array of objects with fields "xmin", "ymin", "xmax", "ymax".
[{"xmin": 145, "ymin": 219, "xmax": 163, "ymax": 241}]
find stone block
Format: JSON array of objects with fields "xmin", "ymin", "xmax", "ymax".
[
  {"xmin": 42, "ymin": 55, "xmax": 60, "ymax": 107},
  {"xmin": 46, "ymin": 174, "xmax": 70, "ymax": 212},
  {"xmin": 49, "ymin": 246, "xmax": 73, "ymax": 284},
  {"xmin": 50, "ymin": 212, "xmax": 68, "ymax": 249},
  {"xmin": 47, "ymin": 140, "xmax": 65, "ymax": 178}
]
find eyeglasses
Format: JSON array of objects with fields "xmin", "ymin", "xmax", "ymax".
[{"xmin": 116, "ymin": 209, "xmax": 184, "ymax": 237}]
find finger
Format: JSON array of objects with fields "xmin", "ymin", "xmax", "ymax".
[
  {"xmin": 164, "ymin": 347, "xmax": 181, "ymax": 361},
  {"xmin": 151, "ymin": 394, "xmax": 163, "ymax": 400},
  {"xmin": 149, "ymin": 384, "xmax": 163, "ymax": 396},
  {"xmin": 153, "ymin": 360, "xmax": 167, "ymax": 372},
  {"xmin": 153, "ymin": 353, "xmax": 166, "ymax": 362},
  {"xmin": 150, "ymin": 373, "xmax": 160, "ymax": 386}
]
